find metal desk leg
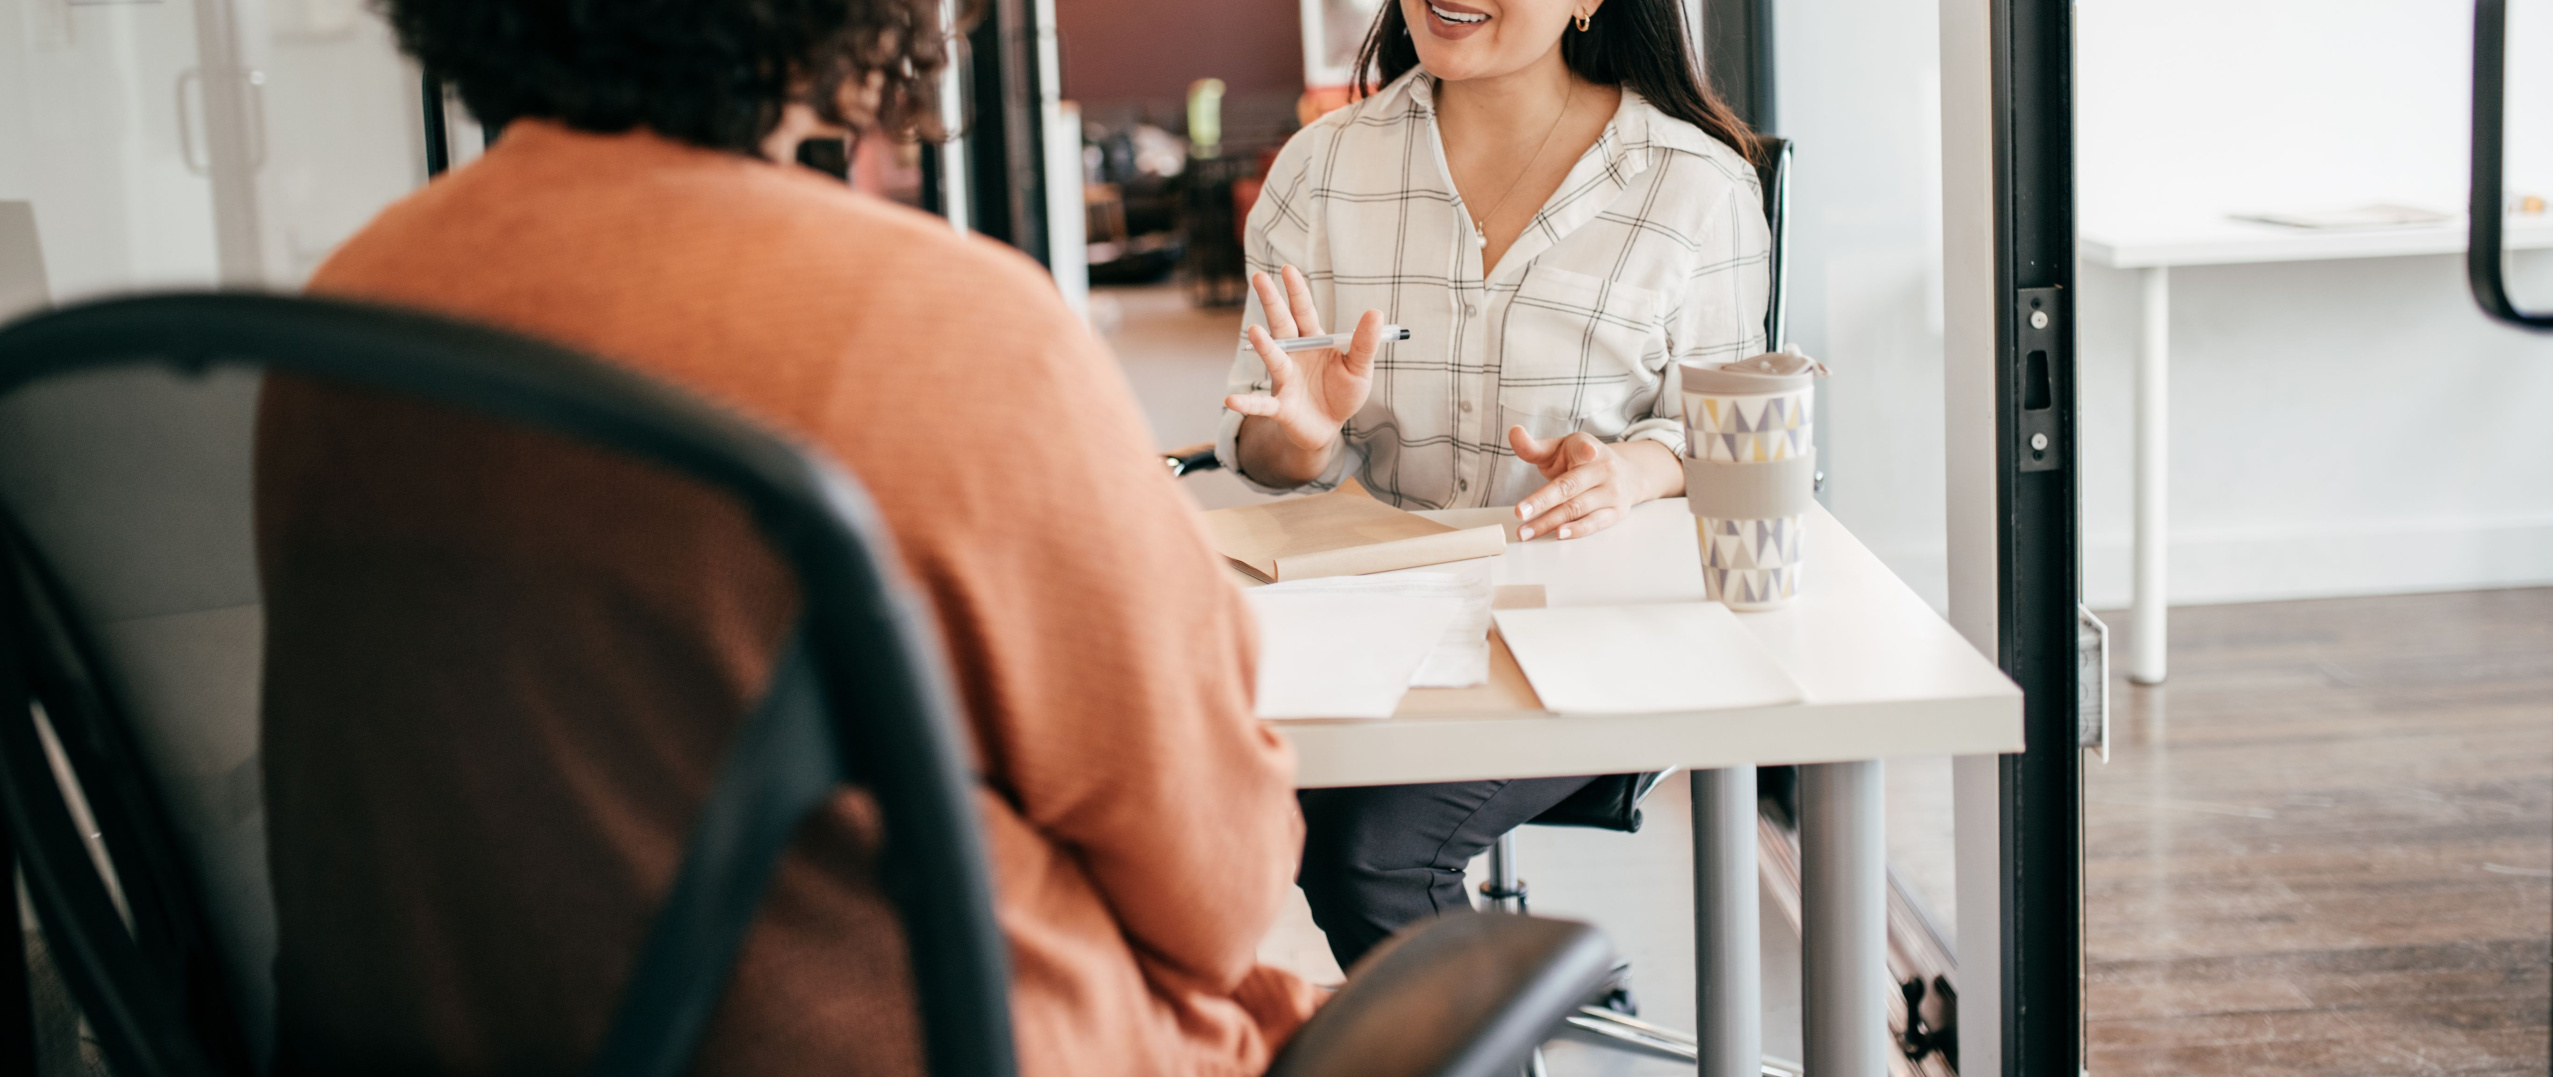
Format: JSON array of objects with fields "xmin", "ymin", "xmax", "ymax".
[
  {"xmin": 2131, "ymin": 264, "xmax": 2170, "ymax": 684},
  {"xmin": 1691, "ymin": 767, "xmax": 1760, "ymax": 1077},
  {"xmin": 1800, "ymin": 760, "xmax": 1886, "ymax": 1076}
]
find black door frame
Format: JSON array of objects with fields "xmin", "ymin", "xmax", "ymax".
[{"xmin": 1987, "ymin": 0, "xmax": 2084, "ymax": 1073}]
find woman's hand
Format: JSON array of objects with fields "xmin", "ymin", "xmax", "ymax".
[
  {"xmin": 1226, "ymin": 267, "xmax": 1385, "ymax": 487},
  {"xmin": 1507, "ymin": 428, "xmax": 1686, "ymax": 541}
]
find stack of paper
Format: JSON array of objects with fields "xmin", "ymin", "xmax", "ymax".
[
  {"xmin": 1202, "ymin": 481, "xmax": 1506, "ymax": 582},
  {"xmin": 1253, "ymin": 560, "xmax": 1496, "ymax": 687},
  {"xmin": 1492, "ymin": 603, "xmax": 1804, "ymax": 715},
  {"xmin": 1244, "ymin": 590, "xmax": 1465, "ymax": 719}
]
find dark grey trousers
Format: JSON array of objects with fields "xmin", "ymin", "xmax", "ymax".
[{"xmin": 1296, "ymin": 775, "xmax": 1597, "ymax": 969}]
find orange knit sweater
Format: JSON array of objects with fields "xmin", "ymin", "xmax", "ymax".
[{"xmin": 259, "ymin": 120, "xmax": 1313, "ymax": 1077}]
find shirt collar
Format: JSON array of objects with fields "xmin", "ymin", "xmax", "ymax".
[
  {"xmin": 1388, "ymin": 72, "xmax": 1709, "ymax": 281},
  {"xmin": 1397, "ymin": 72, "xmax": 1692, "ymax": 179},
  {"xmin": 1387, "ymin": 68, "xmax": 1437, "ymax": 115},
  {"xmin": 1604, "ymin": 90, "xmax": 1729, "ymax": 166}
]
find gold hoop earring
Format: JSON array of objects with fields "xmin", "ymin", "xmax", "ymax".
[{"xmin": 1575, "ymin": 13, "xmax": 1591, "ymax": 31}]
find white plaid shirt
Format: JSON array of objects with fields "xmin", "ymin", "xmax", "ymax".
[{"xmin": 1214, "ymin": 71, "xmax": 1771, "ymax": 510}]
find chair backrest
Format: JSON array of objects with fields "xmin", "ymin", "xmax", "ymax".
[
  {"xmin": 1753, "ymin": 136, "xmax": 1793, "ymax": 352},
  {"xmin": 0, "ymin": 294, "xmax": 1015, "ymax": 1077}
]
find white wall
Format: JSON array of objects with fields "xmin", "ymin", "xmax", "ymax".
[
  {"xmin": 2075, "ymin": 0, "xmax": 2553, "ymax": 607},
  {"xmin": 0, "ymin": 0, "xmax": 226, "ymax": 303},
  {"xmin": 251, "ymin": 0, "xmax": 434, "ymax": 284},
  {"xmin": 2077, "ymin": 0, "xmax": 2553, "ymax": 228},
  {"xmin": 1775, "ymin": 0, "xmax": 2553, "ymax": 614},
  {"xmin": 2077, "ymin": 252, "xmax": 2553, "ymax": 608}
]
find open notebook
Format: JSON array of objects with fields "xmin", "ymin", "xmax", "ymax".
[{"xmin": 1200, "ymin": 480, "xmax": 1506, "ymax": 582}]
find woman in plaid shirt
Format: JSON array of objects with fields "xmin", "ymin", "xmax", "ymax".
[{"xmin": 1215, "ymin": 0, "xmax": 1772, "ymax": 980}]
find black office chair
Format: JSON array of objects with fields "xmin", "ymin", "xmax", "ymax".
[{"xmin": 0, "ymin": 293, "xmax": 1618, "ymax": 1077}]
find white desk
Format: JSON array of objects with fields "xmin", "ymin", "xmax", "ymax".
[
  {"xmin": 2080, "ymin": 216, "xmax": 2553, "ymax": 684},
  {"xmin": 1273, "ymin": 499, "xmax": 2020, "ymax": 1077}
]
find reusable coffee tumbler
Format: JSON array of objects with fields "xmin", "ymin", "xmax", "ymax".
[{"xmin": 1679, "ymin": 353, "xmax": 1820, "ymax": 610}]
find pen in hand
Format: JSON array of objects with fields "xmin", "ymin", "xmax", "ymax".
[{"xmin": 1243, "ymin": 325, "xmax": 1412, "ymax": 353}]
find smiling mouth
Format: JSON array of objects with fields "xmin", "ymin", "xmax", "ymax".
[{"xmin": 1428, "ymin": 3, "xmax": 1487, "ymax": 24}]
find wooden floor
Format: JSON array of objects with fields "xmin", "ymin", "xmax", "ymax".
[{"xmin": 2086, "ymin": 588, "xmax": 2553, "ymax": 1077}]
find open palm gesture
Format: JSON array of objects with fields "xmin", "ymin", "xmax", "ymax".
[{"xmin": 1223, "ymin": 266, "xmax": 1384, "ymax": 453}]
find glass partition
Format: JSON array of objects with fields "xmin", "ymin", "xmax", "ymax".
[{"xmin": 0, "ymin": 0, "xmax": 423, "ymax": 312}]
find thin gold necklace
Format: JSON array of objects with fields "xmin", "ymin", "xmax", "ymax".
[{"xmin": 1467, "ymin": 80, "xmax": 1575, "ymax": 252}]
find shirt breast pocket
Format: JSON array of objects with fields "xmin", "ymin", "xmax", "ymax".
[{"xmin": 1494, "ymin": 267, "xmax": 1668, "ymax": 427}]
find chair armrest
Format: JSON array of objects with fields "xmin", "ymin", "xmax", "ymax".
[
  {"xmin": 1164, "ymin": 443, "xmax": 1222, "ymax": 478},
  {"xmin": 1268, "ymin": 913, "xmax": 1615, "ymax": 1077}
]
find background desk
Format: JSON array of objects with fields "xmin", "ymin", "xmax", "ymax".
[
  {"xmin": 1273, "ymin": 500, "xmax": 2020, "ymax": 1076},
  {"xmin": 2079, "ymin": 216, "xmax": 2553, "ymax": 684}
]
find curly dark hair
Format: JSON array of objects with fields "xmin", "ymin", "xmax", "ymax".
[{"xmin": 384, "ymin": 0, "xmax": 956, "ymax": 153}]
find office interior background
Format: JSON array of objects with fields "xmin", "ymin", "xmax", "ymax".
[{"xmin": 1, "ymin": 0, "xmax": 2549, "ymax": 1072}]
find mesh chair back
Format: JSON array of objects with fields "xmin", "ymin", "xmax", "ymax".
[{"xmin": 0, "ymin": 294, "xmax": 1014, "ymax": 1077}]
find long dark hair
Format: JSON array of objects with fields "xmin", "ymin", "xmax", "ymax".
[{"xmin": 1355, "ymin": 0, "xmax": 1760, "ymax": 165}]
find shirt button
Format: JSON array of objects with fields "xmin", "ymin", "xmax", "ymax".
[
  {"xmin": 1458, "ymin": 478, "xmax": 1471, "ymax": 492},
  {"xmin": 1462, "ymin": 303, "xmax": 1479, "ymax": 317},
  {"xmin": 1459, "ymin": 400, "xmax": 1475, "ymax": 414}
]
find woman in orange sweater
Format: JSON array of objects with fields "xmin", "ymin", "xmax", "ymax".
[{"xmin": 254, "ymin": 0, "xmax": 1315, "ymax": 1073}]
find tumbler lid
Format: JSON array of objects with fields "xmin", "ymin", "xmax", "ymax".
[{"xmin": 1679, "ymin": 350, "xmax": 1824, "ymax": 394}]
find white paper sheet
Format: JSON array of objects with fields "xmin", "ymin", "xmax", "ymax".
[
  {"xmin": 1246, "ymin": 591, "xmax": 1466, "ymax": 719},
  {"xmin": 1491, "ymin": 603, "xmax": 1805, "ymax": 715},
  {"xmin": 2229, "ymin": 203, "xmax": 2452, "ymax": 231},
  {"xmin": 1255, "ymin": 561, "xmax": 1495, "ymax": 687}
]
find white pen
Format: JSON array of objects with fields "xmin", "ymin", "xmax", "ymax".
[{"xmin": 1245, "ymin": 325, "xmax": 1412, "ymax": 353}]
